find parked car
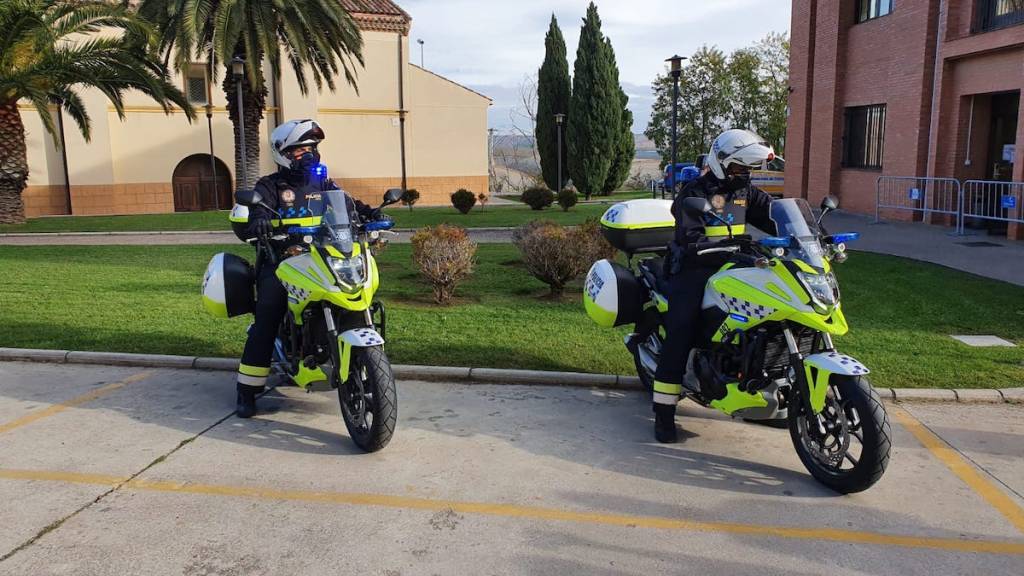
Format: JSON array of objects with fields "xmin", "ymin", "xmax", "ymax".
[{"xmin": 752, "ymin": 155, "xmax": 786, "ymax": 198}]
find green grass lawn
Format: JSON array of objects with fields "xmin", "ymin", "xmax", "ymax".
[
  {"xmin": 0, "ymin": 245, "xmax": 1020, "ymax": 389},
  {"xmin": 0, "ymin": 203, "xmax": 625, "ymax": 233}
]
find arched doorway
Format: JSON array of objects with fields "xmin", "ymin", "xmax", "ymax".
[{"xmin": 172, "ymin": 154, "xmax": 232, "ymax": 212}]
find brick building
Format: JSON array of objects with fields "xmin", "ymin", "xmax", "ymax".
[{"xmin": 786, "ymin": 0, "xmax": 1024, "ymax": 238}]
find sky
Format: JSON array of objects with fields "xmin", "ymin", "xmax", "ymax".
[{"xmin": 401, "ymin": 0, "xmax": 792, "ymax": 134}]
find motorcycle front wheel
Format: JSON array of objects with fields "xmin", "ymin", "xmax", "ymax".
[
  {"xmin": 789, "ymin": 375, "xmax": 891, "ymax": 494},
  {"xmin": 339, "ymin": 345, "xmax": 397, "ymax": 452}
]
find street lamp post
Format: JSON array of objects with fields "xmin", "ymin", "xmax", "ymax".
[
  {"xmin": 554, "ymin": 113, "xmax": 566, "ymax": 192},
  {"xmin": 417, "ymin": 39, "xmax": 424, "ymax": 67},
  {"xmin": 231, "ymin": 56, "xmax": 248, "ymax": 191},
  {"xmin": 665, "ymin": 55, "xmax": 686, "ymax": 199}
]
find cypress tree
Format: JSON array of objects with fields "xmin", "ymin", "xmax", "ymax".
[
  {"xmin": 567, "ymin": 2, "xmax": 618, "ymax": 200},
  {"xmin": 535, "ymin": 15, "xmax": 571, "ymax": 192},
  {"xmin": 601, "ymin": 37, "xmax": 635, "ymax": 195}
]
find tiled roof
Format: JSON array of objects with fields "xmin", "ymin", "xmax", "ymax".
[{"xmin": 340, "ymin": 0, "xmax": 411, "ymax": 34}]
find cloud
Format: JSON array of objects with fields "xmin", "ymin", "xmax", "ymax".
[{"xmin": 400, "ymin": 0, "xmax": 791, "ymax": 131}]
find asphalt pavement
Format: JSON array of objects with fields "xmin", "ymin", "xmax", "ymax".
[{"xmin": 1, "ymin": 361, "xmax": 1022, "ymax": 575}]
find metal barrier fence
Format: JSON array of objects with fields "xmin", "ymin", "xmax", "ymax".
[
  {"xmin": 875, "ymin": 176, "xmax": 963, "ymax": 231},
  {"xmin": 961, "ymin": 180, "xmax": 1024, "ymax": 234}
]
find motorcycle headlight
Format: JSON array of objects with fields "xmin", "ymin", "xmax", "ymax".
[
  {"xmin": 328, "ymin": 255, "xmax": 366, "ymax": 293},
  {"xmin": 797, "ymin": 271, "xmax": 839, "ymax": 313}
]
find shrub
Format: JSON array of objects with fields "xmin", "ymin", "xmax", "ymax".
[
  {"xmin": 556, "ymin": 188, "xmax": 577, "ymax": 212},
  {"xmin": 512, "ymin": 220, "xmax": 616, "ymax": 296},
  {"xmin": 520, "ymin": 186, "xmax": 554, "ymax": 210},
  {"xmin": 450, "ymin": 189, "xmax": 477, "ymax": 214},
  {"xmin": 477, "ymin": 192, "xmax": 489, "ymax": 211},
  {"xmin": 410, "ymin": 224, "xmax": 477, "ymax": 304},
  {"xmin": 401, "ymin": 188, "xmax": 420, "ymax": 211}
]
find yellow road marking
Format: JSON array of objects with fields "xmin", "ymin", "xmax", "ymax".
[
  {"xmin": 0, "ymin": 372, "xmax": 151, "ymax": 435},
  {"xmin": 893, "ymin": 405, "xmax": 1024, "ymax": 535},
  {"xmin": 2, "ymin": 467, "xmax": 1023, "ymax": 556}
]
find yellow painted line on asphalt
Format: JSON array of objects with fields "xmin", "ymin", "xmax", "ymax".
[
  {"xmin": 2, "ymin": 467, "xmax": 1023, "ymax": 556},
  {"xmin": 0, "ymin": 372, "xmax": 151, "ymax": 435},
  {"xmin": 893, "ymin": 405, "xmax": 1024, "ymax": 535}
]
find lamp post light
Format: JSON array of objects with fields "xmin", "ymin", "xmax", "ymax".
[
  {"xmin": 665, "ymin": 54, "xmax": 686, "ymax": 199},
  {"xmin": 231, "ymin": 56, "xmax": 248, "ymax": 191},
  {"xmin": 554, "ymin": 113, "xmax": 566, "ymax": 192},
  {"xmin": 417, "ymin": 38, "xmax": 424, "ymax": 67}
]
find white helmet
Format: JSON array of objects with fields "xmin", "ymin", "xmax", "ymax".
[
  {"xmin": 270, "ymin": 119, "xmax": 325, "ymax": 169},
  {"xmin": 706, "ymin": 129, "xmax": 775, "ymax": 180}
]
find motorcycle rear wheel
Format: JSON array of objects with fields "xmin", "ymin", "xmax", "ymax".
[
  {"xmin": 789, "ymin": 375, "xmax": 891, "ymax": 494},
  {"xmin": 339, "ymin": 346, "xmax": 397, "ymax": 453}
]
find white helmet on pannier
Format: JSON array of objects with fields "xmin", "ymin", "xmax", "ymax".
[
  {"xmin": 706, "ymin": 129, "xmax": 775, "ymax": 180},
  {"xmin": 270, "ymin": 119, "xmax": 325, "ymax": 169}
]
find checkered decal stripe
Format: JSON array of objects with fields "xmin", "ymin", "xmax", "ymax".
[
  {"xmin": 721, "ymin": 293, "xmax": 774, "ymax": 320},
  {"xmin": 283, "ymin": 282, "xmax": 310, "ymax": 302},
  {"xmin": 825, "ymin": 352, "xmax": 869, "ymax": 375}
]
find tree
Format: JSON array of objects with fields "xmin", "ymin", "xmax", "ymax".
[
  {"xmin": 535, "ymin": 15, "xmax": 570, "ymax": 192},
  {"xmin": 727, "ymin": 47, "xmax": 762, "ymax": 136},
  {"xmin": 567, "ymin": 3, "xmax": 618, "ymax": 200},
  {"xmin": 0, "ymin": 0, "xmax": 192, "ymax": 224},
  {"xmin": 601, "ymin": 34, "xmax": 634, "ymax": 195},
  {"xmin": 753, "ymin": 32, "xmax": 790, "ymax": 154},
  {"xmin": 138, "ymin": 0, "xmax": 364, "ymax": 190},
  {"xmin": 644, "ymin": 45, "xmax": 732, "ymax": 168}
]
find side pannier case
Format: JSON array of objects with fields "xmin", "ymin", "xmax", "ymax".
[
  {"xmin": 583, "ymin": 259, "xmax": 643, "ymax": 328},
  {"xmin": 599, "ymin": 199, "xmax": 675, "ymax": 254},
  {"xmin": 202, "ymin": 253, "xmax": 256, "ymax": 318}
]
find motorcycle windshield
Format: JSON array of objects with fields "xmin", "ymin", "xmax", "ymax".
[
  {"xmin": 770, "ymin": 198, "xmax": 827, "ymax": 270},
  {"xmin": 310, "ymin": 189, "xmax": 354, "ymax": 255}
]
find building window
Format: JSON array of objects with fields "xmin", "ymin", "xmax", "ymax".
[
  {"xmin": 842, "ymin": 104, "xmax": 886, "ymax": 169},
  {"xmin": 185, "ymin": 64, "xmax": 209, "ymax": 105},
  {"xmin": 856, "ymin": 0, "xmax": 893, "ymax": 23},
  {"xmin": 976, "ymin": 0, "xmax": 1024, "ymax": 32}
]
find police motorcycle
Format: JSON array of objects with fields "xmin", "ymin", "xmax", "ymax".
[
  {"xmin": 583, "ymin": 196, "xmax": 891, "ymax": 493},
  {"xmin": 203, "ymin": 187, "xmax": 403, "ymax": 452}
]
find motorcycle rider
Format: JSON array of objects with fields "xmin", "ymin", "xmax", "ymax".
[
  {"xmin": 652, "ymin": 129, "xmax": 777, "ymax": 443},
  {"xmin": 232, "ymin": 119, "xmax": 382, "ymax": 418}
]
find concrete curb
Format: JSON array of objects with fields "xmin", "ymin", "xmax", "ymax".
[
  {"xmin": 0, "ymin": 347, "xmax": 638, "ymax": 389},
  {"xmin": 0, "ymin": 347, "xmax": 1020, "ymax": 399}
]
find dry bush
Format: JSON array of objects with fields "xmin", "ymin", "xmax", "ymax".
[
  {"xmin": 410, "ymin": 225, "xmax": 477, "ymax": 304},
  {"xmin": 513, "ymin": 220, "xmax": 617, "ymax": 296}
]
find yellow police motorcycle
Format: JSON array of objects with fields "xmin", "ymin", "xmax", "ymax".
[
  {"xmin": 204, "ymin": 187, "xmax": 402, "ymax": 452},
  {"xmin": 584, "ymin": 196, "xmax": 891, "ymax": 493}
]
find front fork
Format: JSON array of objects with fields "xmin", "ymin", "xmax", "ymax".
[{"xmin": 784, "ymin": 326, "xmax": 833, "ymax": 418}]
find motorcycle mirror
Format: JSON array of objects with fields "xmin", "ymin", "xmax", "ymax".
[
  {"xmin": 682, "ymin": 196, "xmax": 714, "ymax": 219},
  {"xmin": 235, "ymin": 189, "xmax": 262, "ymax": 207},
  {"xmin": 820, "ymin": 195, "xmax": 839, "ymax": 212},
  {"xmin": 382, "ymin": 188, "xmax": 404, "ymax": 206}
]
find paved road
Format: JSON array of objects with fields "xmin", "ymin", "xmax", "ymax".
[{"xmin": 1, "ymin": 361, "xmax": 1022, "ymax": 575}]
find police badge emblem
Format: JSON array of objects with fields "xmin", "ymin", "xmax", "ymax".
[
  {"xmin": 281, "ymin": 189, "xmax": 296, "ymax": 206},
  {"xmin": 711, "ymin": 194, "xmax": 726, "ymax": 211}
]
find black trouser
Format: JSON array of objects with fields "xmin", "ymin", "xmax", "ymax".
[
  {"xmin": 237, "ymin": 262, "xmax": 288, "ymax": 389},
  {"xmin": 652, "ymin": 265, "xmax": 716, "ymax": 406}
]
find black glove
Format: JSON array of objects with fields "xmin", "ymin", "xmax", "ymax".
[
  {"xmin": 252, "ymin": 218, "xmax": 274, "ymax": 240},
  {"xmin": 366, "ymin": 208, "xmax": 384, "ymax": 221}
]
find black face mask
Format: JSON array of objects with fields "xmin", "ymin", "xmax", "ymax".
[
  {"xmin": 724, "ymin": 172, "xmax": 751, "ymax": 192},
  {"xmin": 290, "ymin": 149, "xmax": 321, "ymax": 173}
]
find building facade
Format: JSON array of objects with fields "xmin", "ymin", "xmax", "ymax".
[
  {"xmin": 20, "ymin": 0, "xmax": 490, "ymax": 218},
  {"xmin": 787, "ymin": 0, "xmax": 1024, "ymax": 238}
]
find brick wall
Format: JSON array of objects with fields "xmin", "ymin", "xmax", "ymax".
[
  {"xmin": 23, "ymin": 186, "xmax": 69, "ymax": 217},
  {"xmin": 70, "ymin": 183, "xmax": 175, "ymax": 216}
]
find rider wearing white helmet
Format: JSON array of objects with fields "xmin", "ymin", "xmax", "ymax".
[
  {"xmin": 232, "ymin": 119, "xmax": 382, "ymax": 418},
  {"xmin": 651, "ymin": 129, "xmax": 778, "ymax": 443}
]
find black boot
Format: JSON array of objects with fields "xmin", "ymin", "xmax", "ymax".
[
  {"xmin": 236, "ymin": 382, "xmax": 261, "ymax": 418},
  {"xmin": 653, "ymin": 403, "xmax": 679, "ymax": 444}
]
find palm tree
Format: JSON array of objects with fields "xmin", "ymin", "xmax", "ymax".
[
  {"xmin": 0, "ymin": 0, "xmax": 193, "ymax": 224},
  {"xmin": 137, "ymin": 0, "xmax": 365, "ymax": 190}
]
